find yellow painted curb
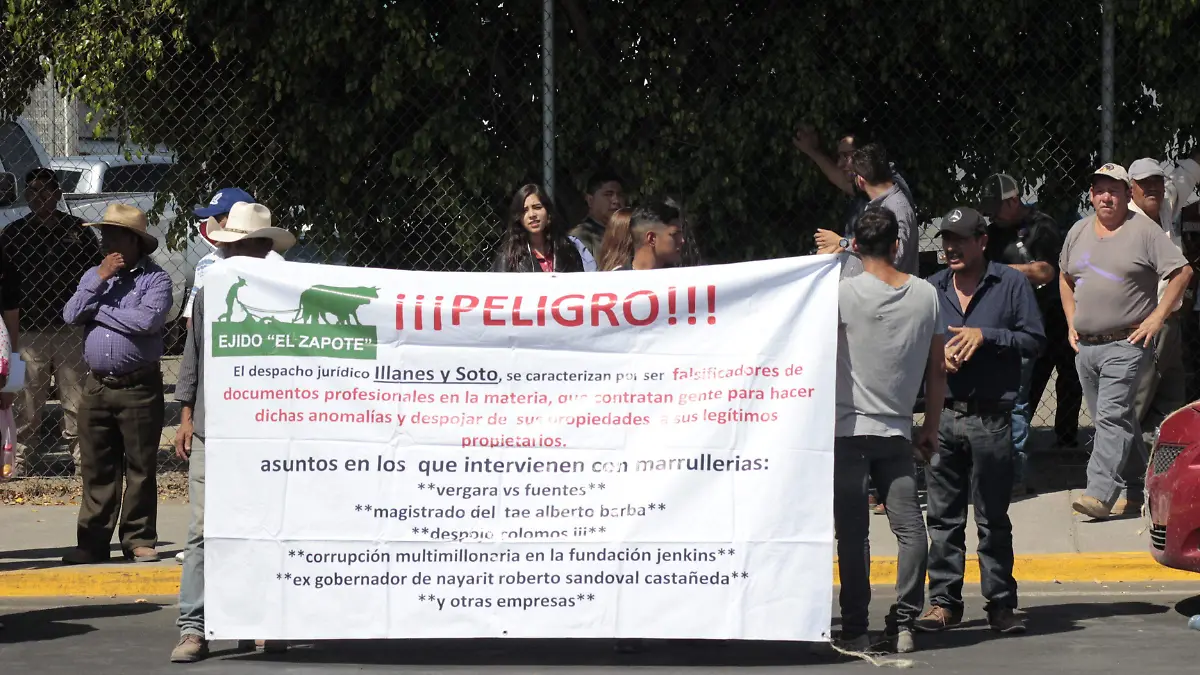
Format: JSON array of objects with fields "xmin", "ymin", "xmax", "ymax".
[
  {"xmin": 835, "ymin": 552, "xmax": 1199, "ymax": 584},
  {"xmin": 0, "ymin": 566, "xmax": 182, "ymax": 597},
  {"xmin": 0, "ymin": 552, "xmax": 1194, "ymax": 597}
]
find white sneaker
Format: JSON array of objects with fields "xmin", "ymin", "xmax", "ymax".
[
  {"xmin": 894, "ymin": 628, "xmax": 915, "ymax": 653},
  {"xmin": 175, "ymin": 551, "xmax": 185, "ymax": 564}
]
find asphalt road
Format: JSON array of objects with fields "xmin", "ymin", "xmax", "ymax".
[{"xmin": 2, "ymin": 584, "xmax": 1199, "ymax": 674}]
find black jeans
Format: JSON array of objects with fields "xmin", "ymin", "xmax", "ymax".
[
  {"xmin": 926, "ymin": 410, "xmax": 1018, "ymax": 612},
  {"xmin": 834, "ymin": 435, "xmax": 928, "ymax": 636}
]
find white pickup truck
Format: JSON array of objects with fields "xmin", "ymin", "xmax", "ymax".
[{"xmin": 1, "ymin": 119, "xmax": 206, "ymax": 347}]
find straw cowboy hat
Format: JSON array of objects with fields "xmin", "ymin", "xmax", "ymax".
[
  {"xmin": 208, "ymin": 202, "xmax": 296, "ymax": 253},
  {"xmin": 84, "ymin": 203, "xmax": 159, "ymax": 253}
]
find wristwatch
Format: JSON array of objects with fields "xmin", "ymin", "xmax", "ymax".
[{"xmin": 839, "ymin": 237, "xmax": 851, "ymax": 250}]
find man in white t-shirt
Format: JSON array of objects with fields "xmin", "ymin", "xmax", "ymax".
[
  {"xmin": 834, "ymin": 205, "xmax": 947, "ymax": 654},
  {"xmin": 184, "ymin": 187, "xmax": 284, "ymax": 326}
]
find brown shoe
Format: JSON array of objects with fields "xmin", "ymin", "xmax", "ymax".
[
  {"xmin": 1072, "ymin": 496, "xmax": 1110, "ymax": 520},
  {"xmin": 170, "ymin": 634, "xmax": 209, "ymax": 663},
  {"xmin": 127, "ymin": 547, "xmax": 160, "ymax": 563},
  {"xmin": 988, "ymin": 607, "xmax": 1027, "ymax": 634},
  {"xmin": 915, "ymin": 605, "xmax": 963, "ymax": 632},
  {"xmin": 1111, "ymin": 498, "xmax": 1143, "ymax": 517},
  {"xmin": 61, "ymin": 547, "xmax": 110, "ymax": 565}
]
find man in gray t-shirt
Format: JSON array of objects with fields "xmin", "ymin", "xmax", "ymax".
[
  {"xmin": 832, "ymin": 205, "xmax": 946, "ymax": 654},
  {"xmin": 1059, "ymin": 163, "xmax": 1193, "ymax": 519}
]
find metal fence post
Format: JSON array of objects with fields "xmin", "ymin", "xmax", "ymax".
[
  {"xmin": 541, "ymin": 0, "xmax": 555, "ymax": 199},
  {"xmin": 1101, "ymin": 0, "xmax": 1115, "ymax": 163}
]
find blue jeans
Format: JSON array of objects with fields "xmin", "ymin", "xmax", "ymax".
[
  {"xmin": 1010, "ymin": 356, "xmax": 1035, "ymax": 487},
  {"xmin": 177, "ymin": 436, "xmax": 205, "ymax": 637}
]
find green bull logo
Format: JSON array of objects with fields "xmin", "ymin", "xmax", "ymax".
[{"xmin": 212, "ymin": 278, "xmax": 379, "ymax": 360}]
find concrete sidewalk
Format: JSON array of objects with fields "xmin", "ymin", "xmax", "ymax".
[{"xmin": 0, "ymin": 488, "xmax": 1194, "ymax": 597}]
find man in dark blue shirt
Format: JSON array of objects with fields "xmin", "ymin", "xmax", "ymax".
[{"xmin": 917, "ymin": 207, "xmax": 1044, "ymax": 637}]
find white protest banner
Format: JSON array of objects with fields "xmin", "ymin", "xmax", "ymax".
[{"xmin": 203, "ymin": 255, "xmax": 838, "ymax": 641}]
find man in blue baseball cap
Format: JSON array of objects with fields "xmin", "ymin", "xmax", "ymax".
[{"xmin": 183, "ymin": 188, "xmax": 283, "ymax": 325}]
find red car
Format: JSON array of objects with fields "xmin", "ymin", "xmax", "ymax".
[{"xmin": 1147, "ymin": 401, "xmax": 1200, "ymax": 573}]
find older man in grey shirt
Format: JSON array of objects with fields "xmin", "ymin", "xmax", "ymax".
[{"xmin": 1059, "ymin": 163, "xmax": 1192, "ymax": 520}]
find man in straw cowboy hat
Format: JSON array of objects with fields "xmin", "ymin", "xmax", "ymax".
[
  {"xmin": 171, "ymin": 201, "xmax": 295, "ymax": 663},
  {"xmin": 61, "ymin": 203, "xmax": 173, "ymax": 565}
]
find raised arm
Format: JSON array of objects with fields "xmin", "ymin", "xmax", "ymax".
[{"xmin": 793, "ymin": 125, "xmax": 854, "ymax": 196}]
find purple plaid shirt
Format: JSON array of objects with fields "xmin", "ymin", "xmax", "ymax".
[{"xmin": 63, "ymin": 258, "xmax": 173, "ymax": 376}]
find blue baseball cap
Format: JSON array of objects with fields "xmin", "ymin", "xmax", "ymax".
[{"xmin": 194, "ymin": 187, "xmax": 255, "ymax": 218}]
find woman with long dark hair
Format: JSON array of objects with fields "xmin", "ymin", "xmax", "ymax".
[
  {"xmin": 596, "ymin": 207, "xmax": 634, "ymax": 271},
  {"xmin": 492, "ymin": 184, "xmax": 596, "ymax": 273}
]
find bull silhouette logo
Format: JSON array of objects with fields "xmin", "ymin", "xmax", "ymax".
[
  {"xmin": 218, "ymin": 278, "xmax": 380, "ymax": 326},
  {"xmin": 295, "ymin": 285, "xmax": 380, "ymax": 325}
]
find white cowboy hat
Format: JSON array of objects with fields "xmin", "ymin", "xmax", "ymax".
[
  {"xmin": 208, "ymin": 202, "xmax": 296, "ymax": 253},
  {"xmin": 84, "ymin": 203, "xmax": 159, "ymax": 253}
]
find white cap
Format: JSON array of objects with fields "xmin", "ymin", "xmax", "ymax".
[{"xmin": 1128, "ymin": 158, "xmax": 1167, "ymax": 181}]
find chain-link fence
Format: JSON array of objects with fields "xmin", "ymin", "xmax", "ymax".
[{"xmin": 1, "ymin": 1, "xmax": 1198, "ymax": 479}]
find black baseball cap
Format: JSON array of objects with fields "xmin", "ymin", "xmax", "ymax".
[
  {"xmin": 979, "ymin": 173, "xmax": 1020, "ymax": 217},
  {"xmin": 937, "ymin": 207, "xmax": 987, "ymax": 238}
]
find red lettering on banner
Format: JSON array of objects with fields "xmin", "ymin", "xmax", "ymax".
[
  {"xmin": 395, "ymin": 286, "xmax": 719, "ymax": 331},
  {"xmin": 551, "ymin": 295, "xmax": 585, "ymax": 327},
  {"xmin": 483, "ymin": 296, "xmax": 507, "ymax": 326},
  {"xmin": 622, "ymin": 290, "xmax": 658, "ymax": 326},
  {"xmin": 511, "ymin": 296, "xmax": 535, "ymax": 327},
  {"xmin": 590, "ymin": 293, "xmax": 620, "ymax": 327},
  {"xmin": 451, "ymin": 295, "xmax": 479, "ymax": 326}
]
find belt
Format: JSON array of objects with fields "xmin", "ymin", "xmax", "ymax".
[
  {"xmin": 1077, "ymin": 327, "xmax": 1134, "ymax": 345},
  {"xmin": 944, "ymin": 399, "xmax": 1013, "ymax": 415},
  {"xmin": 92, "ymin": 364, "xmax": 161, "ymax": 389}
]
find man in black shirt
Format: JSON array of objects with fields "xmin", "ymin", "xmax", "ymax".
[
  {"xmin": 980, "ymin": 174, "xmax": 1082, "ymax": 492},
  {"xmin": 918, "ymin": 207, "xmax": 1044, "ymax": 635},
  {"xmin": 0, "ymin": 168, "xmax": 101, "ymax": 476}
]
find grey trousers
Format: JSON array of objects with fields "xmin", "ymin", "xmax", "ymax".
[
  {"xmin": 1123, "ymin": 315, "xmax": 1185, "ymax": 500},
  {"xmin": 177, "ymin": 437, "xmax": 205, "ymax": 637},
  {"xmin": 1076, "ymin": 339, "xmax": 1153, "ymax": 506},
  {"xmin": 833, "ymin": 435, "xmax": 928, "ymax": 636}
]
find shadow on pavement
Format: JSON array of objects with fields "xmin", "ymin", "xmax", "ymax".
[
  {"xmin": 0, "ymin": 602, "xmax": 165, "ymax": 644},
  {"xmin": 1173, "ymin": 594, "xmax": 1200, "ymax": 618},
  {"xmin": 216, "ymin": 638, "xmax": 840, "ymax": 667},
  {"xmin": 920, "ymin": 601, "xmax": 1169, "ymax": 650},
  {"xmin": 0, "ymin": 543, "xmax": 179, "ymax": 572}
]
